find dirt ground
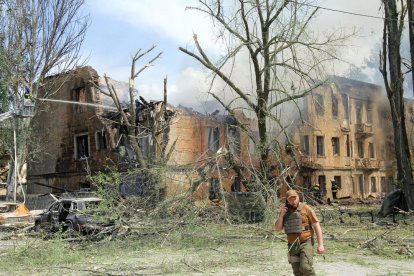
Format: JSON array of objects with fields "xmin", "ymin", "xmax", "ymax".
[
  {"xmin": 0, "ymin": 225, "xmax": 413, "ymax": 276},
  {"xmin": 0, "ymin": 201, "xmax": 413, "ymax": 276}
]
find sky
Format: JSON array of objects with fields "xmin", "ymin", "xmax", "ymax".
[{"xmin": 80, "ymin": 0, "xmax": 386, "ymax": 109}]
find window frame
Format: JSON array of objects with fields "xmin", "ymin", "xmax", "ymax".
[
  {"xmin": 331, "ymin": 137, "xmax": 340, "ymax": 156},
  {"xmin": 368, "ymin": 142, "xmax": 375, "ymax": 159},
  {"xmin": 74, "ymin": 133, "xmax": 90, "ymax": 160},
  {"xmin": 95, "ymin": 130, "xmax": 108, "ymax": 150},
  {"xmin": 207, "ymin": 127, "xmax": 220, "ymax": 153},
  {"xmin": 316, "ymin": 136, "xmax": 325, "ymax": 157}
]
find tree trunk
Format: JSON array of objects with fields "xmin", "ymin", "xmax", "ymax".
[
  {"xmin": 408, "ymin": 0, "xmax": 414, "ymax": 96},
  {"xmin": 382, "ymin": 0, "xmax": 414, "ymax": 210}
]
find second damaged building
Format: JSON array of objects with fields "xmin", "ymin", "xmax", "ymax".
[
  {"xmin": 26, "ymin": 67, "xmax": 258, "ymax": 199},
  {"xmin": 290, "ymin": 76, "xmax": 411, "ymax": 200}
]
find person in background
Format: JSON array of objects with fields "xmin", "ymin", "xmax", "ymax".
[
  {"xmin": 331, "ymin": 178, "xmax": 339, "ymax": 200},
  {"xmin": 275, "ymin": 190, "xmax": 325, "ymax": 276},
  {"xmin": 311, "ymin": 183, "xmax": 321, "ymax": 201}
]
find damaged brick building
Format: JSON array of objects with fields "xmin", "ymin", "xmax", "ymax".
[
  {"xmin": 290, "ymin": 76, "xmax": 414, "ymax": 200},
  {"xmin": 26, "ymin": 67, "xmax": 413, "ymax": 201},
  {"xmin": 26, "ymin": 67, "xmax": 258, "ymax": 199}
]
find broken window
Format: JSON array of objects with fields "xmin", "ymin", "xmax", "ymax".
[
  {"xmin": 371, "ymin": 177, "xmax": 377, "ymax": 193},
  {"xmin": 79, "ymin": 181, "xmax": 91, "ymax": 192},
  {"xmin": 316, "ymin": 136, "xmax": 325, "ymax": 156},
  {"xmin": 207, "ymin": 127, "xmax": 220, "ymax": 153},
  {"xmin": 332, "ymin": 96, "xmax": 338, "ymax": 118},
  {"xmin": 75, "ymin": 134, "xmax": 89, "ymax": 159},
  {"xmin": 95, "ymin": 131, "xmax": 108, "ymax": 150},
  {"xmin": 301, "ymin": 135, "xmax": 310, "ymax": 155},
  {"xmin": 357, "ymin": 140, "xmax": 364, "ymax": 158},
  {"xmin": 369, "ymin": 142, "xmax": 375, "ymax": 159},
  {"xmin": 228, "ymin": 126, "xmax": 241, "ymax": 157},
  {"xmin": 72, "ymin": 87, "xmax": 87, "ymax": 113},
  {"xmin": 341, "ymin": 93, "xmax": 349, "ymax": 120},
  {"xmin": 314, "ymin": 94, "xmax": 324, "ymax": 116},
  {"xmin": 333, "ymin": 176, "xmax": 341, "ymax": 188},
  {"xmin": 331, "ymin": 137, "xmax": 340, "ymax": 156}
]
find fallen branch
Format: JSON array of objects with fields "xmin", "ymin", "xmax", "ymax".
[
  {"xmin": 181, "ymin": 259, "xmax": 205, "ymax": 273},
  {"xmin": 0, "ymin": 225, "xmax": 34, "ymax": 240},
  {"xmin": 358, "ymin": 229, "xmax": 392, "ymax": 248}
]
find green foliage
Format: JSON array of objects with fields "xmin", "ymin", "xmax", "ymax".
[{"xmin": 87, "ymin": 167, "xmax": 124, "ymax": 223}]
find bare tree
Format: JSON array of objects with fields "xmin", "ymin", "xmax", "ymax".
[
  {"xmin": 0, "ymin": 0, "xmax": 89, "ymax": 200},
  {"xmin": 380, "ymin": 0, "xmax": 414, "ymax": 210},
  {"xmin": 94, "ymin": 46, "xmax": 174, "ymax": 203},
  {"xmin": 99, "ymin": 46, "xmax": 163, "ymax": 169},
  {"xmin": 179, "ymin": 0, "xmax": 353, "ymax": 197}
]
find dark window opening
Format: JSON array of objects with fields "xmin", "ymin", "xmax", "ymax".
[
  {"xmin": 346, "ymin": 135, "xmax": 350, "ymax": 157},
  {"xmin": 356, "ymin": 102, "xmax": 362, "ymax": 124},
  {"xmin": 316, "ymin": 136, "xmax": 325, "ymax": 156},
  {"xmin": 369, "ymin": 142, "xmax": 375, "ymax": 159},
  {"xmin": 75, "ymin": 134, "xmax": 89, "ymax": 159},
  {"xmin": 332, "ymin": 137, "xmax": 340, "ymax": 155},
  {"xmin": 332, "ymin": 96, "xmax": 338, "ymax": 117},
  {"xmin": 301, "ymin": 135, "xmax": 310, "ymax": 155},
  {"xmin": 371, "ymin": 177, "xmax": 377, "ymax": 193},
  {"xmin": 72, "ymin": 87, "xmax": 87, "ymax": 113},
  {"xmin": 79, "ymin": 181, "xmax": 91, "ymax": 192},
  {"xmin": 357, "ymin": 140, "xmax": 364, "ymax": 158},
  {"xmin": 333, "ymin": 176, "xmax": 341, "ymax": 188},
  {"xmin": 341, "ymin": 93, "xmax": 349, "ymax": 120}
]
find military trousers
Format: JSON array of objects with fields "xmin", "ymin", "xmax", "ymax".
[{"xmin": 287, "ymin": 238, "xmax": 315, "ymax": 276}]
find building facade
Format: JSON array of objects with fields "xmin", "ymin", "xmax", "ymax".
[
  {"xmin": 26, "ymin": 67, "xmax": 257, "ymax": 199},
  {"xmin": 291, "ymin": 76, "xmax": 404, "ymax": 200}
]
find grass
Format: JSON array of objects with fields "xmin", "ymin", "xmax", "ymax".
[{"xmin": 0, "ymin": 205, "xmax": 413, "ymax": 275}]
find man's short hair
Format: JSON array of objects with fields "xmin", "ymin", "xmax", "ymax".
[{"xmin": 286, "ymin": 189, "xmax": 299, "ymax": 199}]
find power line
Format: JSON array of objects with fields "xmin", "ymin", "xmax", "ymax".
[{"xmin": 293, "ymin": 1, "xmax": 411, "ymax": 23}]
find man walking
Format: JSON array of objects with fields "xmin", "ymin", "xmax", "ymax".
[{"xmin": 275, "ymin": 190, "xmax": 325, "ymax": 276}]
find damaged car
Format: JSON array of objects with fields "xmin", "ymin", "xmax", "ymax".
[
  {"xmin": 0, "ymin": 202, "xmax": 35, "ymax": 227},
  {"xmin": 34, "ymin": 197, "xmax": 112, "ymax": 236}
]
